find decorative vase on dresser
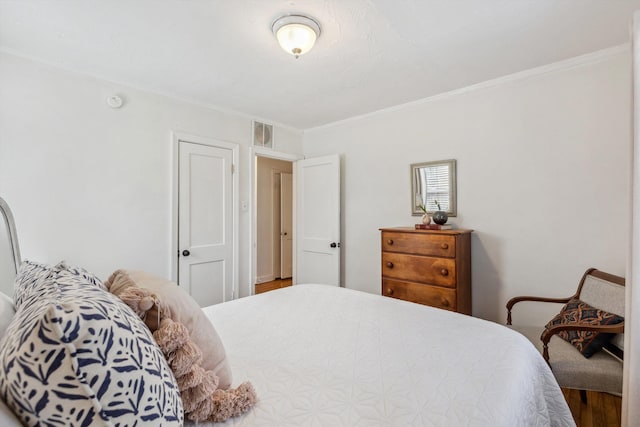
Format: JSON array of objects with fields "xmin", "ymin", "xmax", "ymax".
[{"xmin": 379, "ymin": 227, "xmax": 473, "ymax": 314}]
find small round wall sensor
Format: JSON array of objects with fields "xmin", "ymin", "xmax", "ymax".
[{"xmin": 106, "ymin": 95, "xmax": 124, "ymax": 109}]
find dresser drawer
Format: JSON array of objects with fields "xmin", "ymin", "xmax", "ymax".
[
  {"xmin": 381, "ymin": 231, "xmax": 455, "ymax": 258},
  {"xmin": 379, "ymin": 227, "xmax": 472, "ymax": 314},
  {"xmin": 382, "ymin": 279, "xmax": 457, "ymax": 311},
  {"xmin": 381, "ymin": 253, "xmax": 456, "ymax": 287}
]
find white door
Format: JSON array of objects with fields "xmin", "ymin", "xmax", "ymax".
[
  {"xmin": 295, "ymin": 155, "xmax": 340, "ymax": 285},
  {"xmin": 178, "ymin": 141, "xmax": 234, "ymax": 306},
  {"xmin": 280, "ymin": 172, "xmax": 293, "ymax": 279}
]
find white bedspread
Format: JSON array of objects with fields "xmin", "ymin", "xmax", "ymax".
[{"xmin": 195, "ymin": 284, "xmax": 575, "ymax": 427}]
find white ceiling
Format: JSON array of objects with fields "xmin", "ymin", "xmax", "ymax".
[{"xmin": 1, "ymin": 1, "xmax": 639, "ymax": 130}]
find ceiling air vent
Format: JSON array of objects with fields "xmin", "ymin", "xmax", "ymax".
[{"xmin": 253, "ymin": 121, "xmax": 273, "ymax": 148}]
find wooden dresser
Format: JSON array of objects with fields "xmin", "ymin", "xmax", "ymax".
[{"xmin": 380, "ymin": 227, "xmax": 473, "ymax": 314}]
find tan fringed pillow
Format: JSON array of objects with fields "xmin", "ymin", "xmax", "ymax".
[{"xmin": 104, "ymin": 269, "xmax": 232, "ymax": 389}]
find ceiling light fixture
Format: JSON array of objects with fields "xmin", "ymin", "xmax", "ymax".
[{"xmin": 272, "ymin": 14, "xmax": 321, "ymax": 58}]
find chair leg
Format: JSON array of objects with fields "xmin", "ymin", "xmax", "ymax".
[{"xmin": 579, "ymin": 389, "xmax": 587, "ymax": 404}]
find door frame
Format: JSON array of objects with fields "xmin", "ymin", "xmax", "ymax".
[
  {"xmin": 271, "ymin": 169, "xmax": 281, "ymax": 281},
  {"xmin": 171, "ymin": 132, "xmax": 240, "ymax": 299},
  {"xmin": 279, "ymin": 171, "xmax": 293, "ymax": 279},
  {"xmin": 249, "ymin": 147, "xmax": 301, "ymax": 295}
]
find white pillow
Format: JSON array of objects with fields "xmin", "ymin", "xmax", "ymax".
[
  {"xmin": 0, "ymin": 399, "xmax": 20, "ymax": 426},
  {"xmin": 0, "ymin": 291, "xmax": 14, "ymax": 339},
  {"xmin": 0, "ymin": 293, "xmax": 17, "ymax": 425}
]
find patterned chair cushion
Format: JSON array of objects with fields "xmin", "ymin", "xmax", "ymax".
[
  {"xmin": 0, "ymin": 261, "xmax": 183, "ymax": 426},
  {"xmin": 545, "ymin": 298, "xmax": 624, "ymax": 358}
]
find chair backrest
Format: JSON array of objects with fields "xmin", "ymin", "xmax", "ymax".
[{"xmin": 576, "ymin": 268, "xmax": 625, "ymax": 351}]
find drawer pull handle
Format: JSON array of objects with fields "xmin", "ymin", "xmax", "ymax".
[
  {"xmin": 387, "ymin": 288, "xmax": 394, "ymax": 296},
  {"xmin": 440, "ymin": 269, "xmax": 449, "ymax": 276},
  {"xmin": 387, "ymin": 239, "xmax": 394, "ymax": 245},
  {"xmin": 441, "ymin": 298, "xmax": 450, "ymax": 307},
  {"xmin": 440, "ymin": 243, "xmax": 449, "ymax": 250},
  {"xmin": 386, "ymin": 262, "xmax": 394, "ymax": 268}
]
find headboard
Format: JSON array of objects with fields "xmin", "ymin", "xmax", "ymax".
[{"xmin": 0, "ymin": 197, "xmax": 21, "ymax": 289}]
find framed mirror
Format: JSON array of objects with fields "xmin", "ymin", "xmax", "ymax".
[{"xmin": 411, "ymin": 159, "xmax": 457, "ymax": 216}]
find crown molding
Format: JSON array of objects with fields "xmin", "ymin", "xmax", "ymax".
[
  {"xmin": 0, "ymin": 47, "xmax": 303, "ymax": 133},
  {"xmin": 1, "ymin": 43, "xmax": 628, "ymax": 135},
  {"xmin": 306, "ymin": 44, "xmax": 630, "ymax": 133}
]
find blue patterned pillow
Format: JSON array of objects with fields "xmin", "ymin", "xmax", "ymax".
[
  {"xmin": 0, "ymin": 262, "xmax": 183, "ymax": 426},
  {"xmin": 13, "ymin": 261, "xmax": 105, "ymax": 308},
  {"xmin": 12, "ymin": 260, "xmax": 56, "ymax": 308}
]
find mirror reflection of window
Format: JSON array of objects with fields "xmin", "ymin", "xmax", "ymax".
[
  {"xmin": 411, "ymin": 159, "xmax": 456, "ymax": 216},
  {"xmin": 420, "ymin": 165, "xmax": 450, "ymax": 212}
]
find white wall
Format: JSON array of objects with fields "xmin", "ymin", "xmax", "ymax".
[
  {"xmin": 624, "ymin": 14, "xmax": 640, "ymax": 426},
  {"xmin": 0, "ymin": 49, "xmax": 632, "ymax": 325},
  {"xmin": 0, "ymin": 52, "xmax": 303, "ymax": 298},
  {"xmin": 304, "ymin": 49, "xmax": 632, "ymax": 324}
]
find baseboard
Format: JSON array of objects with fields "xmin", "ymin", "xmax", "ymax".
[{"xmin": 256, "ymin": 274, "xmax": 275, "ymax": 284}]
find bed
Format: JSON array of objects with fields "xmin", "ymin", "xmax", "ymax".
[
  {"xmin": 200, "ymin": 284, "xmax": 574, "ymax": 426},
  {"xmin": 0, "ymin": 197, "xmax": 575, "ymax": 426}
]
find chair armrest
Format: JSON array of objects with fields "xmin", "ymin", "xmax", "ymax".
[
  {"xmin": 506, "ymin": 295, "xmax": 573, "ymax": 325},
  {"xmin": 540, "ymin": 321, "xmax": 625, "ymax": 364}
]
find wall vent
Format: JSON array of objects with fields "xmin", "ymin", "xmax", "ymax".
[{"xmin": 253, "ymin": 121, "xmax": 273, "ymax": 148}]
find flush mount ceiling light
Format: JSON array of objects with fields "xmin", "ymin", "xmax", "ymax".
[{"xmin": 272, "ymin": 14, "xmax": 321, "ymax": 58}]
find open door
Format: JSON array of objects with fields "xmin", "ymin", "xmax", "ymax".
[{"xmin": 295, "ymin": 155, "xmax": 340, "ymax": 286}]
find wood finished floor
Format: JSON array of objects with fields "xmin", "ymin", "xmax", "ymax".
[
  {"xmin": 255, "ymin": 278, "xmax": 292, "ymax": 294},
  {"xmin": 252, "ymin": 282, "xmax": 622, "ymax": 426},
  {"xmin": 562, "ymin": 389, "xmax": 621, "ymax": 427}
]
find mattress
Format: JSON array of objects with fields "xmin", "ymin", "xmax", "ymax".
[{"xmin": 194, "ymin": 284, "xmax": 575, "ymax": 427}]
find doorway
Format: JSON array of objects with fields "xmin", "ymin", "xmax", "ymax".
[
  {"xmin": 250, "ymin": 149, "xmax": 341, "ymax": 295},
  {"xmin": 255, "ymin": 156, "xmax": 293, "ymax": 288}
]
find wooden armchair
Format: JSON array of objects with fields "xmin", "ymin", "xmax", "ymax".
[{"xmin": 506, "ymin": 268, "xmax": 625, "ymax": 398}]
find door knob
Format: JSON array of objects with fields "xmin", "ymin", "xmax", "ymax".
[
  {"xmin": 330, "ymin": 242, "xmax": 339, "ymax": 248},
  {"xmin": 182, "ymin": 250, "xmax": 190, "ymax": 257}
]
